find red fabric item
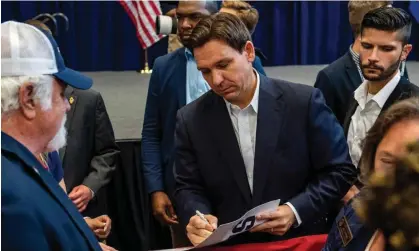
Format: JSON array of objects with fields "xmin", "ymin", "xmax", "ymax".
[{"xmin": 200, "ymin": 235, "xmax": 328, "ymax": 251}]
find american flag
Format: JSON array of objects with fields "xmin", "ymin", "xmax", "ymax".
[{"xmin": 119, "ymin": 0, "xmax": 165, "ymax": 49}]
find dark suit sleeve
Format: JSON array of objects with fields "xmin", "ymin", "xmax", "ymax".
[
  {"xmin": 141, "ymin": 59, "xmax": 165, "ymax": 194},
  {"xmin": 82, "ymin": 93, "xmax": 120, "ymax": 193},
  {"xmin": 288, "ymin": 89, "xmax": 356, "ymax": 223},
  {"xmin": 173, "ymin": 110, "xmax": 212, "ymax": 227},
  {"xmin": 2, "ymin": 200, "xmax": 49, "ymax": 250},
  {"xmin": 314, "ymin": 70, "xmax": 336, "ymax": 115}
]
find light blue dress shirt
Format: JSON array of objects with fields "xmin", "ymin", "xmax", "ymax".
[{"xmin": 185, "ymin": 48, "xmax": 210, "ymax": 104}]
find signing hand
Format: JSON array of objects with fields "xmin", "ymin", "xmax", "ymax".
[
  {"xmin": 68, "ymin": 185, "xmax": 93, "ymax": 212},
  {"xmin": 151, "ymin": 191, "xmax": 178, "ymax": 225},
  {"xmin": 250, "ymin": 205, "xmax": 296, "ymax": 236},
  {"xmin": 186, "ymin": 214, "xmax": 218, "ymax": 246}
]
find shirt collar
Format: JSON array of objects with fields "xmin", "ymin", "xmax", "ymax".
[
  {"xmin": 225, "ymin": 69, "xmax": 260, "ymax": 114},
  {"xmin": 354, "ymin": 70, "xmax": 401, "ymax": 109},
  {"xmin": 372, "ymin": 71, "xmax": 400, "ymax": 108},
  {"xmin": 349, "ymin": 44, "xmax": 360, "ymax": 62},
  {"xmin": 185, "ymin": 48, "xmax": 194, "ymax": 60}
]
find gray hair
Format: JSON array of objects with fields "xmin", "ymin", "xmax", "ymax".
[{"xmin": 1, "ymin": 75, "xmax": 53, "ymax": 115}]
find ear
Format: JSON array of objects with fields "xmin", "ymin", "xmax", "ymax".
[
  {"xmin": 400, "ymin": 44, "xmax": 412, "ymax": 61},
  {"xmin": 243, "ymin": 41, "xmax": 255, "ymax": 63},
  {"xmin": 19, "ymin": 82, "xmax": 37, "ymax": 120}
]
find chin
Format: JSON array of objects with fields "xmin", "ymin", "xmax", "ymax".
[{"xmin": 223, "ymin": 92, "xmax": 239, "ymax": 102}]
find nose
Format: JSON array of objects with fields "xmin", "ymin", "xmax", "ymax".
[
  {"xmin": 211, "ymin": 70, "xmax": 224, "ymax": 88},
  {"xmin": 180, "ymin": 17, "xmax": 192, "ymax": 29},
  {"xmin": 368, "ymin": 47, "xmax": 379, "ymax": 63}
]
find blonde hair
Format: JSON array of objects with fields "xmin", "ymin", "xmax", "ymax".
[
  {"xmin": 24, "ymin": 19, "xmax": 52, "ymax": 34},
  {"xmin": 221, "ymin": 0, "xmax": 259, "ymax": 35},
  {"xmin": 348, "ymin": 0, "xmax": 392, "ymax": 37}
]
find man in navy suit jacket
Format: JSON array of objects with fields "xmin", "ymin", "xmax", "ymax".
[
  {"xmin": 173, "ymin": 13, "xmax": 357, "ymax": 246},
  {"xmin": 141, "ymin": 0, "xmax": 219, "ymax": 247},
  {"xmin": 314, "ymin": 0, "xmax": 409, "ymax": 126},
  {"xmin": 1, "ymin": 21, "xmax": 100, "ymax": 251},
  {"xmin": 142, "ymin": 4, "xmax": 267, "ymax": 243}
]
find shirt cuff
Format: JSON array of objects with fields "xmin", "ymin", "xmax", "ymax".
[
  {"xmin": 89, "ymin": 187, "xmax": 95, "ymax": 198},
  {"xmin": 285, "ymin": 202, "xmax": 302, "ymax": 227}
]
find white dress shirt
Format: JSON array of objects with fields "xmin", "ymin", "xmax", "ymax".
[
  {"xmin": 347, "ymin": 71, "xmax": 400, "ymax": 167},
  {"xmin": 225, "ymin": 70, "xmax": 302, "ymax": 226}
]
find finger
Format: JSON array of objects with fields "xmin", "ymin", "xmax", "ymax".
[
  {"xmin": 105, "ymin": 246, "xmax": 117, "ymax": 251},
  {"xmin": 168, "ymin": 204, "xmax": 178, "ymax": 220},
  {"xmin": 97, "ymin": 215, "xmax": 110, "ymax": 224},
  {"xmin": 187, "ymin": 233, "xmax": 207, "ymax": 247},
  {"xmin": 206, "ymin": 215, "xmax": 218, "ymax": 230},
  {"xmin": 161, "ymin": 211, "xmax": 179, "ymax": 224},
  {"xmin": 73, "ymin": 197, "xmax": 85, "ymax": 206},
  {"xmin": 68, "ymin": 191, "xmax": 82, "ymax": 200},
  {"xmin": 190, "ymin": 215, "xmax": 212, "ymax": 230},
  {"xmin": 75, "ymin": 199, "xmax": 87, "ymax": 208},
  {"xmin": 256, "ymin": 210, "xmax": 280, "ymax": 220},
  {"xmin": 154, "ymin": 208, "xmax": 178, "ymax": 224},
  {"xmin": 79, "ymin": 204, "xmax": 87, "ymax": 213},
  {"xmin": 100, "ymin": 243, "xmax": 117, "ymax": 251},
  {"xmin": 250, "ymin": 220, "xmax": 280, "ymax": 232},
  {"xmin": 186, "ymin": 223, "xmax": 213, "ymax": 237}
]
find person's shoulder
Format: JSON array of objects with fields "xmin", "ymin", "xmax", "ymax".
[
  {"xmin": 73, "ymin": 88, "xmax": 100, "ymax": 98},
  {"xmin": 407, "ymin": 81, "xmax": 419, "ymax": 94},
  {"xmin": 177, "ymin": 91, "xmax": 216, "ymax": 119},
  {"xmin": 321, "ymin": 52, "xmax": 351, "ymax": 75},
  {"xmin": 154, "ymin": 47, "xmax": 186, "ymax": 70},
  {"xmin": 1, "ymin": 158, "xmax": 35, "ymax": 206},
  {"xmin": 268, "ymin": 77, "xmax": 314, "ymax": 100}
]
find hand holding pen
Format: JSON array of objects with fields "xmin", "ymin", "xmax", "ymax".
[{"xmin": 186, "ymin": 210, "xmax": 218, "ymax": 246}]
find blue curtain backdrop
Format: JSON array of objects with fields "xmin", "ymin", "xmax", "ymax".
[{"xmin": 1, "ymin": 1, "xmax": 418, "ymax": 72}]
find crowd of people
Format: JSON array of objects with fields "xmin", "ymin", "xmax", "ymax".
[{"xmin": 1, "ymin": 1, "xmax": 418, "ymax": 251}]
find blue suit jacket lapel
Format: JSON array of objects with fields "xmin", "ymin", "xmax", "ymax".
[
  {"xmin": 252, "ymin": 76, "xmax": 286, "ymax": 206},
  {"xmin": 176, "ymin": 48, "xmax": 187, "ymax": 108}
]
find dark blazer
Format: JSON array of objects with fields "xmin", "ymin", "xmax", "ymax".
[
  {"xmin": 343, "ymin": 77, "xmax": 419, "ymax": 137},
  {"xmin": 323, "ymin": 194, "xmax": 375, "ymax": 251},
  {"xmin": 61, "ymin": 87, "xmax": 120, "ymax": 217},
  {"xmin": 314, "ymin": 52, "xmax": 410, "ymax": 127},
  {"xmin": 314, "ymin": 52, "xmax": 362, "ymax": 126},
  {"xmin": 142, "ymin": 48, "xmax": 266, "ymax": 198},
  {"xmin": 174, "ymin": 75, "xmax": 357, "ymax": 244},
  {"xmin": 2, "ymin": 132, "xmax": 101, "ymax": 251}
]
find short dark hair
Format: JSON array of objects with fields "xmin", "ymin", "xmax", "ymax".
[
  {"xmin": 189, "ymin": 12, "xmax": 251, "ymax": 53},
  {"xmin": 361, "ymin": 7, "xmax": 412, "ymax": 44}
]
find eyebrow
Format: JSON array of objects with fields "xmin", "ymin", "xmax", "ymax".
[
  {"xmin": 378, "ymin": 151, "xmax": 396, "ymax": 158},
  {"xmin": 197, "ymin": 58, "xmax": 232, "ymax": 71}
]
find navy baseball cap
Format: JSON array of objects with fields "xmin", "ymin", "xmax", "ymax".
[{"xmin": 1, "ymin": 21, "xmax": 92, "ymax": 90}]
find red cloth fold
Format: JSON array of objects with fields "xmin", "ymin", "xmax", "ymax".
[{"xmin": 200, "ymin": 234, "xmax": 328, "ymax": 251}]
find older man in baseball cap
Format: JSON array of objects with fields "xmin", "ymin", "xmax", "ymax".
[{"xmin": 1, "ymin": 21, "xmax": 102, "ymax": 251}]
